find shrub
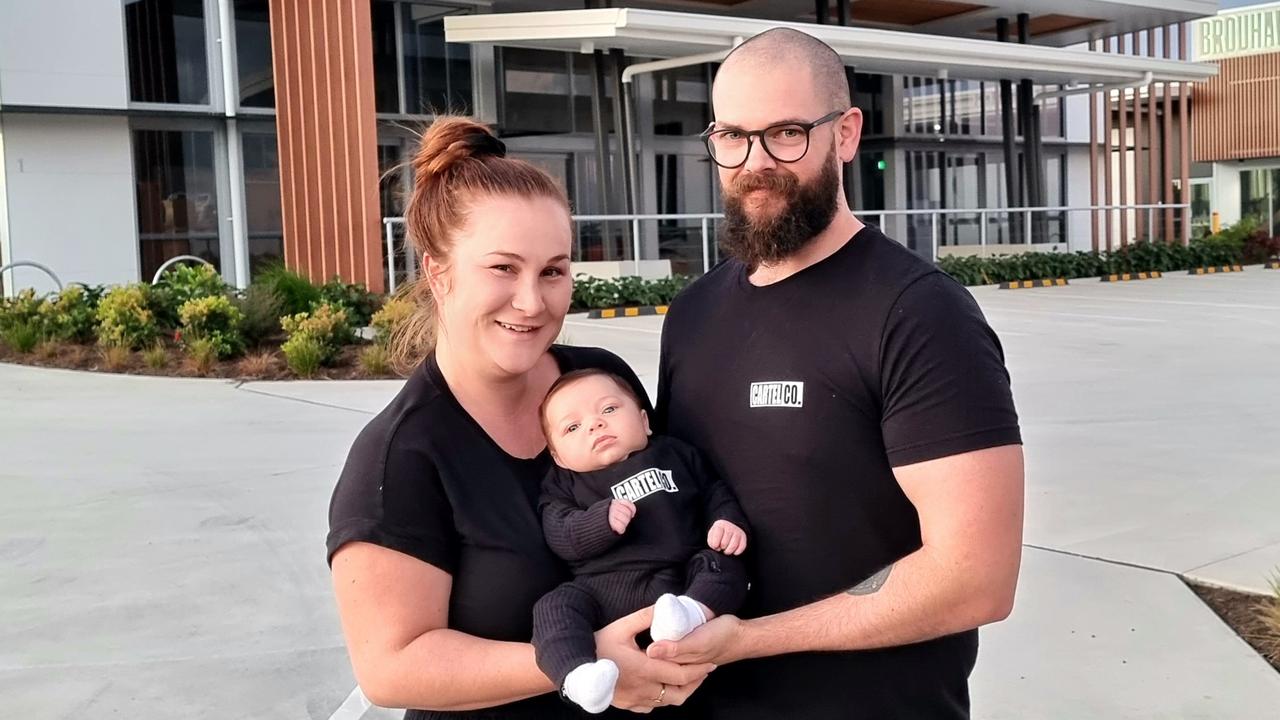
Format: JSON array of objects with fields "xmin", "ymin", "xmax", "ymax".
[
  {"xmin": 185, "ymin": 337, "xmax": 218, "ymax": 375},
  {"xmin": 96, "ymin": 284, "xmax": 160, "ymax": 349},
  {"xmin": 359, "ymin": 344, "xmax": 391, "ymax": 376},
  {"xmin": 0, "ymin": 288, "xmax": 45, "ymax": 333},
  {"xmin": 318, "ymin": 278, "xmax": 383, "ymax": 327},
  {"xmin": 1, "ymin": 320, "xmax": 42, "ymax": 353},
  {"xmin": 234, "ymin": 285, "xmax": 285, "ymax": 348},
  {"xmin": 36, "ymin": 340, "xmax": 61, "ymax": 360},
  {"xmin": 254, "ymin": 264, "xmax": 322, "ymax": 316},
  {"xmin": 153, "ymin": 263, "xmax": 227, "ymax": 327},
  {"xmin": 280, "ymin": 302, "xmax": 351, "ymax": 366},
  {"xmin": 237, "ymin": 350, "xmax": 278, "ymax": 378},
  {"xmin": 178, "ymin": 295, "xmax": 244, "ymax": 359},
  {"xmin": 283, "ymin": 335, "xmax": 324, "ymax": 378},
  {"xmin": 370, "ymin": 297, "xmax": 414, "ymax": 346},
  {"xmin": 1261, "ymin": 572, "xmax": 1280, "ymax": 664},
  {"xmin": 40, "ymin": 285, "xmax": 99, "ymax": 343},
  {"xmin": 1243, "ymin": 230, "xmax": 1280, "ymax": 264},
  {"xmin": 142, "ymin": 343, "xmax": 169, "ymax": 370},
  {"xmin": 570, "ymin": 274, "xmax": 693, "ymax": 311},
  {"xmin": 99, "ymin": 345, "xmax": 131, "ymax": 371}
]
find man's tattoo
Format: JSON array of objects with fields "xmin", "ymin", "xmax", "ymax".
[{"xmin": 846, "ymin": 563, "xmax": 894, "ymax": 595}]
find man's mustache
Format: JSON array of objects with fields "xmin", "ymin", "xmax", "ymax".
[{"xmin": 730, "ymin": 172, "xmax": 797, "ymax": 195}]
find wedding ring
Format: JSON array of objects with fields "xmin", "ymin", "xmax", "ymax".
[{"xmin": 652, "ymin": 684, "xmax": 667, "ymax": 705}]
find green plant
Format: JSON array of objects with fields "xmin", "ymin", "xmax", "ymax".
[
  {"xmin": 40, "ymin": 285, "xmax": 99, "ymax": 343},
  {"xmin": 96, "ymin": 284, "xmax": 160, "ymax": 349},
  {"xmin": 1, "ymin": 320, "xmax": 42, "ymax": 353},
  {"xmin": 185, "ymin": 337, "xmax": 219, "ymax": 374},
  {"xmin": 370, "ymin": 297, "xmax": 414, "ymax": 346},
  {"xmin": 280, "ymin": 302, "xmax": 352, "ymax": 365},
  {"xmin": 1261, "ymin": 572, "xmax": 1280, "ymax": 663},
  {"xmin": 318, "ymin": 278, "xmax": 383, "ymax": 327},
  {"xmin": 178, "ymin": 295, "xmax": 244, "ymax": 359},
  {"xmin": 153, "ymin": 263, "xmax": 228, "ymax": 327},
  {"xmin": 234, "ymin": 284, "xmax": 286, "ymax": 348},
  {"xmin": 142, "ymin": 343, "xmax": 169, "ymax": 370},
  {"xmin": 570, "ymin": 274, "xmax": 694, "ymax": 311},
  {"xmin": 359, "ymin": 344, "xmax": 391, "ymax": 376},
  {"xmin": 282, "ymin": 335, "xmax": 325, "ymax": 378},
  {"xmin": 0, "ymin": 288, "xmax": 46, "ymax": 332},
  {"xmin": 253, "ymin": 264, "xmax": 322, "ymax": 316}
]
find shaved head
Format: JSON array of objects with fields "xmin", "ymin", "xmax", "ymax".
[{"xmin": 717, "ymin": 28, "xmax": 851, "ymax": 110}]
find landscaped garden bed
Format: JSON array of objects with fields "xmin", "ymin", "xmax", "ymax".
[
  {"xmin": 1189, "ymin": 580, "xmax": 1280, "ymax": 674},
  {"xmin": 0, "ymin": 264, "xmax": 695, "ymax": 380}
]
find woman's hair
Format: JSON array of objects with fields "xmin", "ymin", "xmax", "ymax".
[{"xmin": 389, "ymin": 116, "xmax": 570, "ymax": 374}]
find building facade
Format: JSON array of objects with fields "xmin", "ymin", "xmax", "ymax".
[
  {"xmin": 0, "ymin": 0, "xmax": 1216, "ymax": 296},
  {"xmin": 1188, "ymin": 2, "xmax": 1280, "ymax": 238}
]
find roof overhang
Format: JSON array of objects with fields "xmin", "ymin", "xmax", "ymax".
[{"xmin": 445, "ymin": 8, "xmax": 1218, "ymax": 86}]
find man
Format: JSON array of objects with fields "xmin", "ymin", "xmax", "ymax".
[{"xmin": 649, "ymin": 28, "xmax": 1025, "ymax": 719}]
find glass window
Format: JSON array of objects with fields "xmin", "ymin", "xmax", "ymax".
[
  {"xmin": 500, "ymin": 48, "xmax": 573, "ymax": 135},
  {"xmin": 1190, "ymin": 181, "xmax": 1212, "ymax": 236},
  {"xmin": 1240, "ymin": 169, "xmax": 1270, "ymax": 227},
  {"xmin": 242, "ymin": 132, "xmax": 283, "ymax": 276},
  {"xmin": 1039, "ymin": 88, "xmax": 1063, "ymax": 138},
  {"xmin": 371, "ymin": 1, "xmax": 399, "ymax": 113},
  {"xmin": 945, "ymin": 152, "xmax": 982, "ymax": 245},
  {"xmin": 982, "ymin": 81, "xmax": 1002, "ymax": 136},
  {"xmin": 852, "ymin": 73, "xmax": 884, "ymax": 136},
  {"xmin": 859, "ymin": 152, "xmax": 886, "ymax": 212},
  {"xmin": 573, "ymin": 54, "xmax": 615, "ymax": 135},
  {"xmin": 654, "ymin": 154, "xmax": 714, "ymax": 274},
  {"xmin": 125, "ymin": 0, "xmax": 210, "ymax": 105},
  {"xmin": 402, "ymin": 3, "xmax": 472, "ymax": 115},
  {"xmin": 952, "ymin": 80, "xmax": 980, "ymax": 136},
  {"xmin": 234, "ymin": 0, "xmax": 273, "ymax": 108},
  {"xmin": 653, "ymin": 64, "xmax": 709, "ymax": 136},
  {"xmin": 133, "ymin": 129, "xmax": 220, "ymax": 280}
]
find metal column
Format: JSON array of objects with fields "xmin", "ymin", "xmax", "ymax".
[{"xmin": 997, "ymin": 18, "xmax": 1021, "ymax": 244}]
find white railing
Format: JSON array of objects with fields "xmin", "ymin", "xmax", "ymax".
[{"xmin": 381, "ymin": 203, "xmax": 1189, "ymax": 293}]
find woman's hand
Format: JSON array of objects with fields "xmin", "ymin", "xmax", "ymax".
[{"xmin": 595, "ymin": 605, "xmax": 716, "ymax": 713}]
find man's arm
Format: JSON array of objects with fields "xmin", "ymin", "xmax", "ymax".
[{"xmin": 648, "ymin": 443, "xmax": 1024, "ymax": 663}]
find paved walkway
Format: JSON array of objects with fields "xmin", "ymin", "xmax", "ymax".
[{"xmin": 2, "ymin": 268, "xmax": 1279, "ymax": 718}]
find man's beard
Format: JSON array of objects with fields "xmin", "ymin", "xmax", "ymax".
[{"xmin": 719, "ymin": 147, "xmax": 841, "ymax": 270}]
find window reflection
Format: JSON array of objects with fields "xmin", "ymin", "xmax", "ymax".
[
  {"xmin": 134, "ymin": 129, "xmax": 220, "ymax": 280},
  {"xmin": 126, "ymin": 0, "xmax": 210, "ymax": 105},
  {"xmin": 242, "ymin": 132, "xmax": 283, "ymax": 276},
  {"xmin": 234, "ymin": 0, "xmax": 273, "ymax": 108}
]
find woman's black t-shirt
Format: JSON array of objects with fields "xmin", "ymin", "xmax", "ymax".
[{"xmin": 327, "ymin": 345, "xmax": 650, "ymax": 720}]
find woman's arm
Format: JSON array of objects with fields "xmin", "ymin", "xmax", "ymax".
[{"xmin": 332, "ymin": 542, "xmax": 554, "ymax": 711}]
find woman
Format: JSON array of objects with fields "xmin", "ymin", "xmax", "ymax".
[{"xmin": 326, "ymin": 117, "xmax": 713, "ymax": 719}]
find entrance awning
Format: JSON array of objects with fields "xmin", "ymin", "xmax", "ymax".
[{"xmin": 445, "ymin": 8, "xmax": 1217, "ymax": 86}]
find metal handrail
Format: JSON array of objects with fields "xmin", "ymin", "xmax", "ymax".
[
  {"xmin": 151, "ymin": 255, "xmax": 215, "ymax": 285},
  {"xmin": 0, "ymin": 261, "xmax": 63, "ymax": 293},
  {"xmin": 382, "ymin": 202, "xmax": 1191, "ymax": 289}
]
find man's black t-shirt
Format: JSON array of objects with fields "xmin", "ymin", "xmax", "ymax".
[
  {"xmin": 327, "ymin": 345, "xmax": 650, "ymax": 720},
  {"xmin": 540, "ymin": 436, "xmax": 749, "ymax": 575},
  {"xmin": 655, "ymin": 225, "xmax": 1022, "ymax": 719}
]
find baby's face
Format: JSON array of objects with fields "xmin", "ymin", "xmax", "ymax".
[{"xmin": 545, "ymin": 374, "xmax": 651, "ymax": 472}]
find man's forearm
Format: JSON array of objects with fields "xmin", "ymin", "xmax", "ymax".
[{"xmin": 732, "ymin": 543, "xmax": 1016, "ymax": 661}]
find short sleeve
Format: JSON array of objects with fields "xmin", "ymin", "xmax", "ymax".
[
  {"xmin": 326, "ymin": 412, "xmax": 459, "ymax": 572},
  {"xmin": 880, "ymin": 273, "xmax": 1022, "ymax": 468}
]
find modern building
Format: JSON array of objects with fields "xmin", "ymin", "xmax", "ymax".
[
  {"xmin": 1187, "ymin": 1, "xmax": 1280, "ymax": 238},
  {"xmin": 0, "ymin": 1, "xmax": 1217, "ymax": 296}
]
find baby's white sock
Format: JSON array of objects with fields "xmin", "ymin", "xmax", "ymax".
[
  {"xmin": 562, "ymin": 658, "xmax": 619, "ymax": 714},
  {"xmin": 650, "ymin": 593, "xmax": 708, "ymax": 642}
]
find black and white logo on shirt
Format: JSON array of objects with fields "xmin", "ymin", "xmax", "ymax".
[
  {"xmin": 611, "ymin": 468, "xmax": 678, "ymax": 503},
  {"xmin": 749, "ymin": 381, "xmax": 805, "ymax": 408}
]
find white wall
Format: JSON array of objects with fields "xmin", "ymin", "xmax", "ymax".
[
  {"xmin": 0, "ymin": 0, "xmax": 128, "ymax": 109},
  {"xmin": 1, "ymin": 114, "xmax": 138, "ymax": 294},
  {"xmin": 1065, "ymin": 145, "xmax": 1094, "ymax": 252}
]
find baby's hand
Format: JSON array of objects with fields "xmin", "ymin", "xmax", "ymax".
[
  {"xmin": 608, "ymin": 499, "xmax": 636, "ymax": 534},
  {"xmin": 707, "ymin": 520, "xmax": 747, "ymax": 555}
]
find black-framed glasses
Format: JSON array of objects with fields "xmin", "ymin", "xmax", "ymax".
[{"xmin": 699, "ymin": 110, "xmax": 845, "ymax": 169}]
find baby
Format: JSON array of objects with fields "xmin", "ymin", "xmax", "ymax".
[{"xmin": 531, "ymin": 368, "xmax": 750, "ymax": 714}]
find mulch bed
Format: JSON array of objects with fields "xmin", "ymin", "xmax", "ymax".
[
  {"xmin": 0, "ymin": 342, "xmax": 403, "ymax": 381},
  {"xmin": 1188, "ymin": 580, "xmax": 1280, "ymax": 673}
]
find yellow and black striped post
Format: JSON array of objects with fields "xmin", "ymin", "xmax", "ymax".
[
  {"xmin": 588, "ymin": 305, "xmax": 670, "ymax": 320},
  {"xmin": 1101, "ymin": 271, "xmax": 1163, "ymax": 283},
  {"xmin": 999, "ymin": 278, "xmax": 1069, "ymax": 290},
  {"xmin": 1188, "ymin": 265, "xmax": 1244, "ymax": 275}
]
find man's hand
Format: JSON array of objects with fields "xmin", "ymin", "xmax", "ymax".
[
  {"xmin": 647, "ymin": 614, "xmax": 745, "ymax": 666},
  {"xmin": 707, "ymin": 519, "xmax": 747, "ymax": 555},
  {"xmin": 609, "ymin": 499, "xmax": 636, "ymax": 535}
]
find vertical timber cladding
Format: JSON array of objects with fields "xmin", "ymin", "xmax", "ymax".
[
  {"xmin": 1191, "ymin": 5, "xmax": 1280, "ymax": 162},
  {"xmin": 268, "ymin": 0, "xmax": 385, "ymax": 292}
]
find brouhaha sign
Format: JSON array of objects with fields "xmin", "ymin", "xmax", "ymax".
[{"xmin": 1195, "ymin": 5, "xmax": 1280, "ymax": 61}]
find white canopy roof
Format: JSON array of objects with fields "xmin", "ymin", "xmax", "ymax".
[{"xmin": 445, "ymin": 8, "xmax": 1217, "ymax": 86}]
